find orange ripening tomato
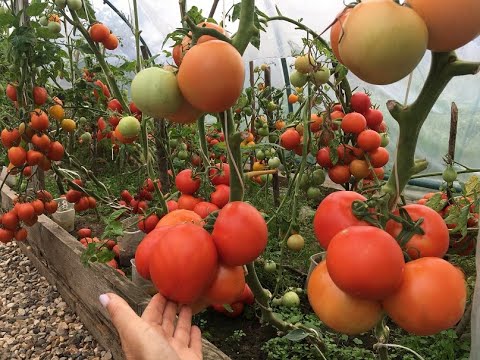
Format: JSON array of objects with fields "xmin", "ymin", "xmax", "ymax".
[
  {"xmin": 204, "ymin": 264, "xmax": 245, "ymax": 304},
  {"xmin": 308, "ymin": 261, "xmax": 383, "ymax": 335},
  {"xmin": 155, "ymin": 209, "xmax": 203, "ymax": 228},
  {"xmin": 177, "ymin": 40, "xmax": 245, "ymax": 113},
  {"xmin": 382, "ymin": 257, "xmax": 466, "ymax": 336},
  {"xmin": 89, "ymin": 23, "xmax": 110, "ymax": 43},
  {"xmin": 330, "ymin": 8, "xmax": 351, "ymax": 64}
]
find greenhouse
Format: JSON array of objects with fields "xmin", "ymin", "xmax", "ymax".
[{"xmin": 0, "ymin": 0, "xmax": 479, "ymax": 359}]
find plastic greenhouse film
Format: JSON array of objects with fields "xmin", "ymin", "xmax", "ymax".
[{"xmin": 471, "ymin": 229, "xmax": 480, "ymax": 360}]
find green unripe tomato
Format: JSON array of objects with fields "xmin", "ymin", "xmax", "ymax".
[
  {"xmin": 294, "ymin": 54, "xmax": 315, "ymax": 74},
  {"xmin": 294, "ymin": 288, "xmax": 303, "ymax": 295},
  {"xmin": 258, "ymin": 127, "xmax": 270, "ymax": 137},
  {"xmin": 311, "ymin": 169, "xmax": 326, "ymax": 185},
  {"xmin": 312, "ymin": 67, "xmax": 331, "ymax": 86},
  {"xmin": 256, "ymin": 150, "xmax": 265, "ymax": 161},
  {"xmin": 380, "ymin": 133, "xmax": 390, "ymax": 147},
  {"xmin": 299, "ymin": 173, "xmax": 310, "ymax": 190},
  {"xmin": 307, "ymin": 187, "xmax": 322, "ymax": 200},
  {"xmin": 266, "ymin": 101, "xmax": 277, "ymax": 112},
  {"xmin": 282, "ymin": 291, "xmax": 300, "ymax": 307},
  {"xmin": 260, "ymin": 174, "xmax": 273, "ymax": 183},
  {"xmin": 55, "ymin": 0, "xmax": 67, "ymax": 9},
  {"xmin": 80, "ymin": 132, "xmax": 92, "ymax": 143},
  {"xmin": 442, "ymin": 165, "xmax": 457, "ymax": 183},
  {"xmin": 243, "ymin": 107, "xmax": 253, "ymax": 116},
  {"xmin": 67, "ymin": 0, "xmax": 83, "ymax": 11},
  {"xmin": 290, "ymin": 70, "xmax": 308, "ymax": 88},
  {"xmin": 264, "ymin": 289, "xmax": 273, "ymax": 299},
  {"xmin": 117, "ymin": 116, "xmax": 140, "ymax": 138},
  {"xmin": 48, "ymin": 21, "xmax": 62, "ymax": 33},
  {"xmin": 169, "ymin": 139, "xmax": 178, "ymax": 148},
  {"xmin": 178, "ymin": 142, "xmax": 188, "ymax": 151},
  {"xmin": 177, "ymin": 150, "xmax": 188, "ymax": 160},
  {"xmin": 268, "ymin": 157, "xmax": 281, "ymax": 169},
  {"xmin": 264, "ymin": 260, "xmax": 277, "ymax": 273},
  {"xmin": 39, "ymin": 16, "xmax": 48, "ymax": 26},
  {"xmin": 268, "ymin": 134, "xmax": 279, "ymax": 143}
]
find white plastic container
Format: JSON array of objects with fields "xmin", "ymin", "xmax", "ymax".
[
  {"xmin": 117, "ymin": 217, "xmax": 145, "ymax": 267},
  {"xmin": 305, "ymin": 252, "xmax": 325, "ymax": 289},
  {"xmin": 51, "ymin": 197, "xmax": 75, "ymax": 232}
]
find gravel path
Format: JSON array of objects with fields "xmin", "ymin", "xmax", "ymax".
[{"xmin": 0, "ymin": 242, "xmax": 113, "ymax": 360}]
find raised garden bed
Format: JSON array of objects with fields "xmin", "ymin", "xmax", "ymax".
[{"xmin": 1, "ymin": 183, "xmax": 230, "ymax": 360}]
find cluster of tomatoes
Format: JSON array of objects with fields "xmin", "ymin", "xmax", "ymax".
[
  {"xmin": 95, "ymin": 101, "xmax": 142, "ymax": 148},
  {"xmin": 118, "ymin": 178, "xmax": 160, "ymax": 216},
  {"xmin": 76, "ymin": 227, "xmax": 123, "ymax": 274},
  {"xmin": 130, "ymin": 21, "xmax": 243, "ymax": 126},
  {"xmin": 418, "ymin": 191, "xmax": 479, "ymax": 255},
  {"xmin": 313, "ymin": 92, "xmax": 389, "ymax": 185},
  {"xmin": 2, "ymin": 86, "xmax": 68, "ymax": 175},
  {"xmin": 89, "ymin": 22, "xmax": 119, "ymax": 51},
  {"xmin": 330, "ymin": 1, "xmax": 479, "ymax": 85},
  {"xmin": 64, "ymin": 179, "xmax": 97, "ymax": 212},
  {"xmin": 134, "ymin": 199, "xmax": 267, "ymax": 314},
  {"xmin": 173, "ymin": 164, "xmax": 230, "ymax": 217},
  {"xmin": 0, "ymin": 190, "xmax": 58, "ymax": 244},
  {"xmin": 308, "ymin": 190, "xmax": 467, "ymax": 336}
]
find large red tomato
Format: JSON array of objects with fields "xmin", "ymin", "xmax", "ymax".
[
  {"xmin": 177, "ymin": 40, "xmax": 245, "ymax": 113},
  {"xmin": 204, "ymin": 264, "xmax": 245, "ymax": 304},
  {"xmin": 149, "ymin": 224, "xmax": 218, "ymax": 304},
  {"xmin": 326, "ymin": 226, "xmax": 405, "ymax": 300},
  {"xmin": 330, "ymin": 8, "xmax": 351, "ymax": 64},
  {"xmin": 382, "ymin": 257, "xmax": 466, "ymax": 336},
  {"xmin": 313, "ymin": 191, "xmax": 369, "ymax": 249},
  {"xmin": 175, "ymin": 169, "xmax": 201, "ymax": 194},
  {"xmin": 135, "ymin": 225, "xmax": 173, "ymax": 279},
  {"xmin": 212, "ymin": 201, "xmax": 268, "ymax": 266},
  {"xmin": 209, "ymin": 163, "xmax": 230, "ymax": 185},
  {"xmin": 385, "ymin": 204, "xmax": 449, "ymax": 259},
  {"xmin": 307, "ymin": 261, "xmax": 383, "ymax": 335}
]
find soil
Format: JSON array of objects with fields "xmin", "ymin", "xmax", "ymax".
[{"xmin": 195, "ymin": 308, "xmax": 277, "ymax": 360}]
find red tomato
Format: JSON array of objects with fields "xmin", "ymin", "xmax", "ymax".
[
  {"xmin": 238, "ymin": 284, "xmax": 255, "ymax": 305},
  {"xmin": 149, "ymin": 224, "xmax": 218, "ymax": 304},
  {"xmin": 357, "ymin": 129, "xmax": 381, "ymax": 152},
  {"xmin": 316, "ymin": 147, "xmax": 334, "ymax": 168},
  {"xmin": 175, "ymin": 169, "xmax": 201, "ymax": 194},
  {"xmin": 364, "ymin": 108, "xmax": 383, "ymax": 128},
  {"xmin": 385, "ymin": 204, "xmax": 449, "ymax": 259},
  {"xmin": 328, "ymin": 165, "xmax": 351, "ymax": 184},
  {"xmin": 167, "ymin": 200, "xmax": 178, "ymax": 212},
  {"xmin": 138, "ymin": 214, "xmax": 160, "ymax": 233},
  {"xmin": 193, "ymin": 201, "xmax": 219, "ymax": 219},
  {"xmin": 280, "ymin": 128, "xmax": 301, "ymax": 150},
  {"xmin": 350, "ymin": 92, "xmax": 371, "ymax": 114},
  {"xmin": 382, "ymin": 257, "xmax": 466, "ymax": 336},
  {"xmin": 326, "ymin": 226, "xmax": 405, "ymax": 300},
  {"xmin": 135, "ymin": 225, "xmax": 174, "ymax": 279},
  {"xmin": 307, "ymin": 261, "xmax": 382, "ymax": 335},
  {"xmin": 341, "ymin": 112, "xmax": 367, "ymax": 134},
  {"xmin": 177, "ymin": 194, "xmax": 202, "ymax": 211},
  {"xmin": 313, "ymin": 191, "xmax": 369, "ymax": 249},
  {"xmin": 204, "ymin": 264, "xmax": 245, "ymax": 304},
  {"xmin": 210, "ymin": 184, "xmax": 230, "ymax": 208},
  {"xmin": 212, "ymin": 201, "xmax": 268, "ymax": 266},
  {"xmin": 209, "ymin": 163, "xmax": 230, "ymax": 186},
  {"xmin": 368, "ymin": 147, "xmax": 389, "ymax": 167}
]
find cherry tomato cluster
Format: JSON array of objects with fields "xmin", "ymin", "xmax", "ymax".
[
  {"xmin": 88, "ymin": 22, "xmax": 119, "ymax": 51},
  {"xmin": 0, "ymin": 190, "xmax": 58, "ymax": 244},
  {"xmin": 313, "ymin": 92, "xmax": 389, "ymax": 185},
  {"xmin": 308, "ymin": 190, "xmax": 467, "ymax": 336},
  {"xmin": 134, "ymin": 200, "xmax": 267, "ymax": 314},
  {"xmin": 63, "ymin": 179, "xmax": 97, "ymax": 212},
  {"xmin": 118, "ymin": 178, "xmax": 160, "ymax": 216}
]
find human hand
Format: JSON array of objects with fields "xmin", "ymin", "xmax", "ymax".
[{"xmin": 99, "ymin": 292, "xmax": 203, "ymax": 360}]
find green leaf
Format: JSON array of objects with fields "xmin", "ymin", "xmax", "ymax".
[
  {"xmin": 284, "ymin": 329, "xmax": 309, "ymax": 342},
  {"xmin": 96, "ymin": 248, "xmax": 115, "ymax": 263},
  {"xmin": 353, "ymin": 338, "xmax": 363, "ymax": 345},
  {"xmin": 232, "ymin": 3, "xmax": 242, "ymax": 22},
  {"xmin": 36, "ymin": 27, "xmax": 63, "ymax": 39},
  {"xmin": 0, "ymin": 13, "xmax": 15, "ymax": 27},
  {"xmin": 186, "ymin": 6, "xmax": 204, "ymax": 24},
  {"xmin": 465, "ymin": 175, "xmax": 480, "ymax": 196},
  {"xmin": 425, "ymin": 193, "xmax": 447, "ymax": 212},
  {"xmin": 26, "ymin": 2, "xmax": 48, "ymax": 16},
  {"xmin": 101, "ymin": 220, "xmax": 124, "ymax": 240}
]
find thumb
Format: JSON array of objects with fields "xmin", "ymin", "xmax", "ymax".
[{"xmin": 100, "ymin": 293, "xmax": 144, "ymax": 336}]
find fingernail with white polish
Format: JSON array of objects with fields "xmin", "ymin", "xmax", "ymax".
[{"xmin": 99, "ymin": 294, "xmax": 110, "ymax": 308}]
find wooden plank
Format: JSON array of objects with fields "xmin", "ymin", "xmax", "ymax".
[{"xmin": 1, "ymin": 185, "xmax": 230, "ymax": 360}]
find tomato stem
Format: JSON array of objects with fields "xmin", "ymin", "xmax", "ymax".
[{"xmin": 231, "ymin": 0, "xmax": 258, "ymax": 55}]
